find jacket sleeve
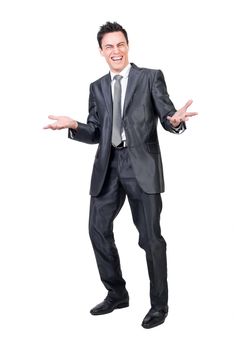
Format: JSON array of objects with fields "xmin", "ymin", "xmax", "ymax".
[
  {"xmin": 151, "ymin": 70, "xmax": 186, "ymax": 134},
  {"xmin": 68, "ymin": 83, "xmax": 100, "ymax": 144}
]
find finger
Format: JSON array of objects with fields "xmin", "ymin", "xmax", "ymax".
[
  {"xmin": 184, "ymin": 114, "xmax": 197, "ymax": 121},
  {"xmin": 43, "ymin": 124, "xmax": 57, "ymax": 130},
  {"xmin": 167, "ymin": 116, "xmax": 176, "ymax": 124},
  {"xmin": 183, "ymin": 99, "xmax": 193, "ymax": 110},
  {"xmin": 167, "ymin": 116, "xmax": 180, "ymax": 126},
  {"xmin": 185, "ymin": 112, "xmax": 198, "ymax": 117},
  {"xmin": 167, "ymin": 116, "xmax": 176, "ymax": 121},
  {"xmin": 48, "ymin": 115, "xmax": 58, "ymax": 120},
  {"xmin": 167, "ymin": 116, "xmax": 182, "ymax": 123}
]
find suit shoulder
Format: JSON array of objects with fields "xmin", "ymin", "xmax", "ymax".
[
  {"xmin": 91, "ymin": 73, "xmax": 110, "ymax": 86},
  {"xmin": 132, "ymin": 64, "xmax": 163, "ymax": 77},
  {"xmin": 141, "ymin": 67, "xmax": 163, "ymax": 76}
]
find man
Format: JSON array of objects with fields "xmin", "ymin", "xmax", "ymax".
[{"xmin": 44, "ymin": 22, "xmax": 197, "ymax": 329}]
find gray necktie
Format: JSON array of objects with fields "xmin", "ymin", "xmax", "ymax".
[{"xmin": 112, "ymin": 75, "xmax": 123, "ymax": 146}]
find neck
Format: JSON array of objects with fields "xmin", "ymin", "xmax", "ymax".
[{"xmin": 110, "ymin": 62, "xmax": 130, "ymax": 74}]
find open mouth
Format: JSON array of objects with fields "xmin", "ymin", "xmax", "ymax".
[{"xmin": 111, "ymin": 56, "xmax": 123, "ymax": 62}]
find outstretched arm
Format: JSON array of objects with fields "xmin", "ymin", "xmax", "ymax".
[
  {"xmin": 152, "ymin": 70, "xmax": 198, "ymax": 133},
  {"xmin": 43, "ymin": 84, "xmax": 100, "ymax": 144}
]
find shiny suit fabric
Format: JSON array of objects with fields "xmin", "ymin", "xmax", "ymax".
[
  {"xmin": 69, "ymin": 63, "xmax": 185, "ymax": 309},
  {"xmin": 69, "ymin": 63, "xmax": 185, "ymax": 196},
  {"xmin": 89, "ymin": 147, "xmax": 167, "ymax": 308}
]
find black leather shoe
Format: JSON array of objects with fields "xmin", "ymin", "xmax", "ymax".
[
  {"xmin": 90, "ymin": 296, "xmax": 129, "ymax": 316},
  {"xmin": 141, "ymin": 307, "xmax": 168, "ymax": 329}
]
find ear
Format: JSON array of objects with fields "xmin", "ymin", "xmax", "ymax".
[{"xmin": 99, "ymin": 47, "xmax": 104, "ymax": 56}]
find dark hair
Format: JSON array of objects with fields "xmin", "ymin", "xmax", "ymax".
[{"xmin": 97, "ymin": 21, "xmax": 128, "ymax": 49}]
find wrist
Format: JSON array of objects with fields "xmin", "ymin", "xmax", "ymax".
[{"xmin": 70, "ymin": 120, "xmax": 78, "ymax": 129}]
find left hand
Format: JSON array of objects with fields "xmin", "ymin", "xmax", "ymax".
[
  {"xmin": 43, "ymin": 115, "xmax": 78, "ymax": 130},
  {"xmin": 167, "ymin": 100, "xmax": 198, "ymax": 127}
]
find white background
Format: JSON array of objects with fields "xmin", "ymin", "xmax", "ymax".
[{"xmin": 0, "ymin": 0, "xmax": 234, "ymax": 349}]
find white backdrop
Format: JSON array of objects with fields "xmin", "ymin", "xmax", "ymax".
[{"xmin": 0, "ymin": 0, "xmax": 233, "ymax": 349}]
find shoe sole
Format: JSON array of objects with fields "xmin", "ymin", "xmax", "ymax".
[
  {"xmin": 90, "ymin": 302, "xmax": 129, "ymax": 316},
  {"xmin": 141, "ymin": 319, "xmax": 165, "ymax": 329}
]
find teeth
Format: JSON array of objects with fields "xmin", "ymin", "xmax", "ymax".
[{"xmin": 112, "ymin": 57, "xmax": 122, "ymax": 61}]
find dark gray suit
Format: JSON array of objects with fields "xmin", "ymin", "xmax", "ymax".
[
  {"xmin": 69, "ymin": 63, "xmax": 185, "ymax": 309},
  {"xmin": 69, "ymin": 63, "xmax": 185, "ymax": 195}
]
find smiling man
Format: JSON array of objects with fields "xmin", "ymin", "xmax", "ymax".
[
  {"xmin": 100, "ymin": 30, "xmax": 129, "ymax": 72},
  {"xmin": 44, "ymin": 22, "xmax": 197, "ymax": 329}
]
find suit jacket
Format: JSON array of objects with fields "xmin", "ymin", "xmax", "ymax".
[{"xmin": 69, "ymin": 63, "xmax": 185, "ymax": 196}]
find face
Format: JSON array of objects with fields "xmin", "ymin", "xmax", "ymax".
[{"xmin": 100, "ymin": 31, "xmax": 129, "ymax": 73}]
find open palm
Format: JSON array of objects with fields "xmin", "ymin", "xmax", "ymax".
[{"xmin": 167, "ymin": 100, "xmax": 198, "ymax": 127}]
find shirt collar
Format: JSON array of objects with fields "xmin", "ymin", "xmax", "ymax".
[{"xmin": 110, "ymin": 63, "xmax": 131, "ymax": 81}]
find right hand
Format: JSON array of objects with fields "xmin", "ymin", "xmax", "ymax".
[{"xmin": 43, "ymin": 115, "xmax": 78, "ymax": 130}]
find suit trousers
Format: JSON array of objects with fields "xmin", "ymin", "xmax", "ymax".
[{"xmin": 89, "ymin": 146, "xmax": 168, "ymax": 309}]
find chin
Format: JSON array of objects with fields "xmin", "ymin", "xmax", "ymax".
[{"xmin": 113, "ymin": 64, "xmax": 124, "ymax": 72}]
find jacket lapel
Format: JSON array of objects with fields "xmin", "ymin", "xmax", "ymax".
[
  {"xmin": 101, "ymin": 74, "xmax": 113, "ymax": 116},
  {"xmin": 123, "ymin": 64, "xmax": 141, "ymax": 117},
  {"xmin": 100, "ymin": 64, "xmax": 141, "ymax": 118}
]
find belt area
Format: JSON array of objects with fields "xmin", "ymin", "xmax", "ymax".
[{"xmin": 112, "ymin": 140, "xmax": 127, "ymax": 149}]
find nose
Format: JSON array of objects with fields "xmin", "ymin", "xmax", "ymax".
[{"xmin": 112, "ymin": 45, "xmax": 120, "ymax": 54}]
